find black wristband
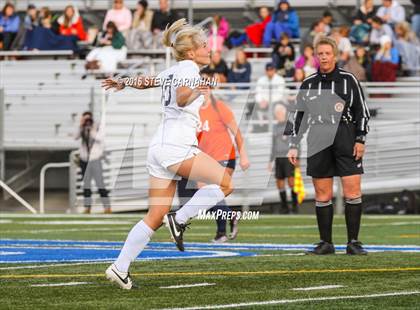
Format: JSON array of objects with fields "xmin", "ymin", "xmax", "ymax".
[{"xmin": 355, "ymin": 135, "xmax": 366, "ymax": 144}]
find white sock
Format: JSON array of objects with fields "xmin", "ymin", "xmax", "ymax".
[
  {"xmin": 175, "ymin": 184, "xmax": 225, "ymax": 224},
  {"xmin": 114, "ymin": 220, "xmax": 154, "ymax": 273}
]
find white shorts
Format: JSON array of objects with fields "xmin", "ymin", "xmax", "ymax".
[{"xmin": 147, "ymin": 143, "xmax": 201, "ymax": 180}]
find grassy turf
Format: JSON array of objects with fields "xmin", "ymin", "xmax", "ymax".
[{"xmin": 0, "ymin": 214, "xmax": 419, "ymax": 309}]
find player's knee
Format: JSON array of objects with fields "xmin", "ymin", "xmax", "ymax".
[
  {"xmin": 343, "ymin": 186, "xmax": 361, "ymax": 199},
  {"xmin": 314, "ymin": 188, "xmax": 332, "ymax": 201}
]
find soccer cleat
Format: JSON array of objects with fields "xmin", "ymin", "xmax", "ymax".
[
  {"xmin": 229, "ymin": 217, "xmax": 240, "ymax": 240},
  {"xmin": 212, "ymin": 233, "xmax": 228, "ymax": 243},
  {"xmin": 346, "ymin": 240, "xmax": 368, "ymax": 255},
  {"xmin": 306, "ymin": 241, "xmax": 335, "ymax": 255},
  {"xmin": 164, "ymin": 212, "xmax": 189, "ymax": 252},
  {"xmin": 105, "ymin": 264, "xmax": 134, "ymax": 290}
]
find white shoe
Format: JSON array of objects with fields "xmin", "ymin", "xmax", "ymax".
[{"xmin": 105, "ymin": 263, "xmax": 133, "ymax": 290}]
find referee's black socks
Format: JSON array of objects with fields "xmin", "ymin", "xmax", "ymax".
[
  {"xmin": 315, "ymin": 200, "xmax": 334, "ymax": 243},
  {"xmin": 345, "ymin": 197, "xmax": 363, "ymax": 243}
]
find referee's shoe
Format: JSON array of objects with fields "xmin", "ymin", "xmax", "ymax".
[
  {"xmin": 346, "ymin": 240, "xmax": 368, "ymax": 255},
  {"xmin": 306, "ymin": 241, "xmax": 335, "ymax": 255}
]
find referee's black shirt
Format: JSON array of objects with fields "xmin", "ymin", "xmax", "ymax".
[{"xmin": 290, "ymin": 66, "xmax": 370, "ymax": 148}]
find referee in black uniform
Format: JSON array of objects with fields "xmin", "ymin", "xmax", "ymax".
[{"xmin": 287, "ymin": 37, "xmax": 370, "ymax": 255}]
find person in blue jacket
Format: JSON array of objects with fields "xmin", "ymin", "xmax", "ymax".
[
  {"xmin": 0, "ymin": 3, "xmax": 20, "ymax": 50},
  {"xmin": 263, "ymin": 0, "xmax": 300, "ymax": 47}
]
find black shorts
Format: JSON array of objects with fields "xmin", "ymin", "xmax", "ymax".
[
  {"xmin": 218, "ymin": 159, "xmax": 236, "ymax": 170},
  {"xmin": 307, "ymin": 123, "xmax": 364, "ymax": 177},
  {"xmin": 275, "ymin": 157, "xmax": 294, "ymax": 179}
]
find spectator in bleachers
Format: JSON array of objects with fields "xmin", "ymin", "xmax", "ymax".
[
  {"xmin": 103, "ymin": 0, "xmax": 132, "ymax": 37},
  {"xmin": 369, "ymin": 16, "xmax": 394, "ymax": 46},
  {"xmin": 151, "ymin": 0, "xmax": 179, "ymax": 48},
  {"xmin": 208, "ymin": 14, "xmax": 230, "ymax": 52},
  {"xmin": 24, "ymin": 4, "xmax": 38, "ymax": 30},
  {"xmin": 295, "ymin": 44, "xmax": 319, "ymax": 78},
  {"xmin": 293, "ymin": 68, "xmax": 305, "ymax": 83},
  {"xmin": 245, "ymin": 6, "xmax": 272, "ymax": 47},
  {"xmin": 86, "ymin": 21, "xmax": 127, "ymax": 72},
  {"xmin": 252, "ymin": 62, "xmax": 286, "ymax": 132},
  {"xmin": 23, "ymin": 6, "xmax": 78, "ymax": 52},
  {"xmin": 263, "ymin": 0, "xmax": 300, "ymax": 47},
  {"xmin": 394, "ymin": 21, "xmax": 420, "ymax": 74},
  {"xmin": 39, "ymin": 7, "xmax": 54, "ymax": 30},
  {"xmin": 300, "ymin": 20, "xmax": 326, "ymax": 52},
  {"xmin": 352, "ymin": 45, "xmax": 371, "ymax": 80},
  {"xmin": 272, "ymin": 33, "xmax": 295, "ymax": 77},
  {"xmin": 354, "ymin": 0, "xmax": 376, "ymax": 25},
  {"xmin": 0, "ymin": 2, "xmax": 20, "ymax": 50},
  {"xmin": 76, "ymin": 112, "xmax": 111, "ymax": 214},
  {"xmin": 377, "ymin": 0, "xmax": 406, "ymax": 27},
  {"xmin": 227, "ymin": 49, "xmax": 251, "ymax": 89},
  {"xmin": 228, "ymin": 6, "xmax": 271, "ymax": 48},
  {"xmin": 57, "ymin": 5, "xmax": 87, "ymax": 41},
  {"xmin": 127, "ymin": 0, "xmax": 154, "ymax": 50},
  {"xmin": 351, "ymin": 0, "xmax": 375, "ymax": 45},
  {"xmin": 412, "ymin": 0, "xmax": 420, "ymax": 38},
  {"xmin": 201, "ymin": 51, "xmax": 229, "ymax": 83},
  {"xmin": 372, "ymin": 35, "xmax": 400, "ymax": 81},
  {"xmin": 321, "ymin": 10, "xmax": 334, "ymax": 35},
  {"xmin": 331, "ymin": 26, "xmax": 354, "ymax": 67}
]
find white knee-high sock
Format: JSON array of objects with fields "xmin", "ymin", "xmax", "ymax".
[
  {"xmin": 175, "ymin": 184, "xmax": 225, "ymax": 224},
  {"xmin": 114, "ymin": 220, "xmax": 154, "ymax": 273}
]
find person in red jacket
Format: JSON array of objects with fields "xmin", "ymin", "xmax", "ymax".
[
  {"xmin": 246, "ymin": 6, "xmax": 272, "ymax": 47},
  {"xmin": 57, "ymin": 5, "xmax": 87, "ymax": 41}
]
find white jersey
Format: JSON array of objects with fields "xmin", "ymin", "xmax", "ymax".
[{"xmin": 151, "ymin": 60, "xmax": 204, "ymax": 147}]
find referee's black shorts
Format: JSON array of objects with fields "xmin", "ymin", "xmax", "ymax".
[
  {"xmin": 307, "ymin": 123, "xmax": 364, "ymax": 178},
  {"xmin": 275, "ymin": 157, "xmax": 294, "ymax": 179}
]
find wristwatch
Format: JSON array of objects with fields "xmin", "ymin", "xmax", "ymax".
[{"xmin": 355, "ymin": 135, "xmax": 366, "ymax": 144}]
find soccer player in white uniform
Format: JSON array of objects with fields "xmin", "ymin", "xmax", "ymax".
[{"xmin": 101, "ymin": 19, "xmax": 234, "ymax": 289}]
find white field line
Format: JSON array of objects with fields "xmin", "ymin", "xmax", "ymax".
[
  {"xmin": 0, "ymin": 261, "xmax": 112, "ymax": 270},
  {"xmin": 0, "ymin": 220, "xmax": 12, "ymax": 224},
  {"xmin": 292, "ymin": 285, "xmax": 344, "ymax": 291},
  {"xmin": 158, "ymin": 291, "xmax": 420, "ymax": 310},
  {"xmin": 0, "ymin": 251, "xmax": 25, "ymax": 256},
  {"xmin": 0, "ymin": 228, "xmax": 130, "ymax": 234},
  {"xmin": 30, "ymin": 282, "xmax": 91, "ymax": 287},
  {"xmin": 19, "ymin": 220, "xmax": 135, "ymax": 225},
  {"xmin": 160, "ymin": 283, "xmax": 216, "ymax": 289}
]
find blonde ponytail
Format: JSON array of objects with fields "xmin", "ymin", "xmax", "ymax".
[{"xmin": 162, "ymin": 18, "xmax": 207, "ymax": 61}]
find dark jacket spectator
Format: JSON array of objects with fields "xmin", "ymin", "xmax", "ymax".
[
  {"xmin": 151, "ymin": 0, "xmax": 178, "ymax": 32},
  {"xmin": 228, "ymin": 49, "xmax": 251, "ymax": 88},
  {"xmin": 201, "ymin": 51, "xmax": 229, "ymax": 83},
  {"xmin": 0, "ymin": 3, "xmax": 20, "ymax": 50},
  {"xmin": 353, "ymin": 0, "xmax": 376, "ymax": 25},
  {"xmin": 272, "ymin": 33, "xmax": 295, "ymax": 77},
  {"xmin": 57, "ymin": 5, "xmax": 87, "ymax": 41},
  {"xmin": 263, "ymin": 0, "xmax": 300, "ymax": 46}
]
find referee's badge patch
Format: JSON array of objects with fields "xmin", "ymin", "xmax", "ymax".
[{"xmin": 335, "ymin": 102, "xmax": 344, "ymax": 112}]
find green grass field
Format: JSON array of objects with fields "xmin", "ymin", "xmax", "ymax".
[{"xmin": 1, "ymin": 214, "xmax": 419, "ymax": 309}]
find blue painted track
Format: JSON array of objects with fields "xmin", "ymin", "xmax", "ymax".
[{"xmin": 0, "ymin": 239, "xmax": 419, "ymax": 264}]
